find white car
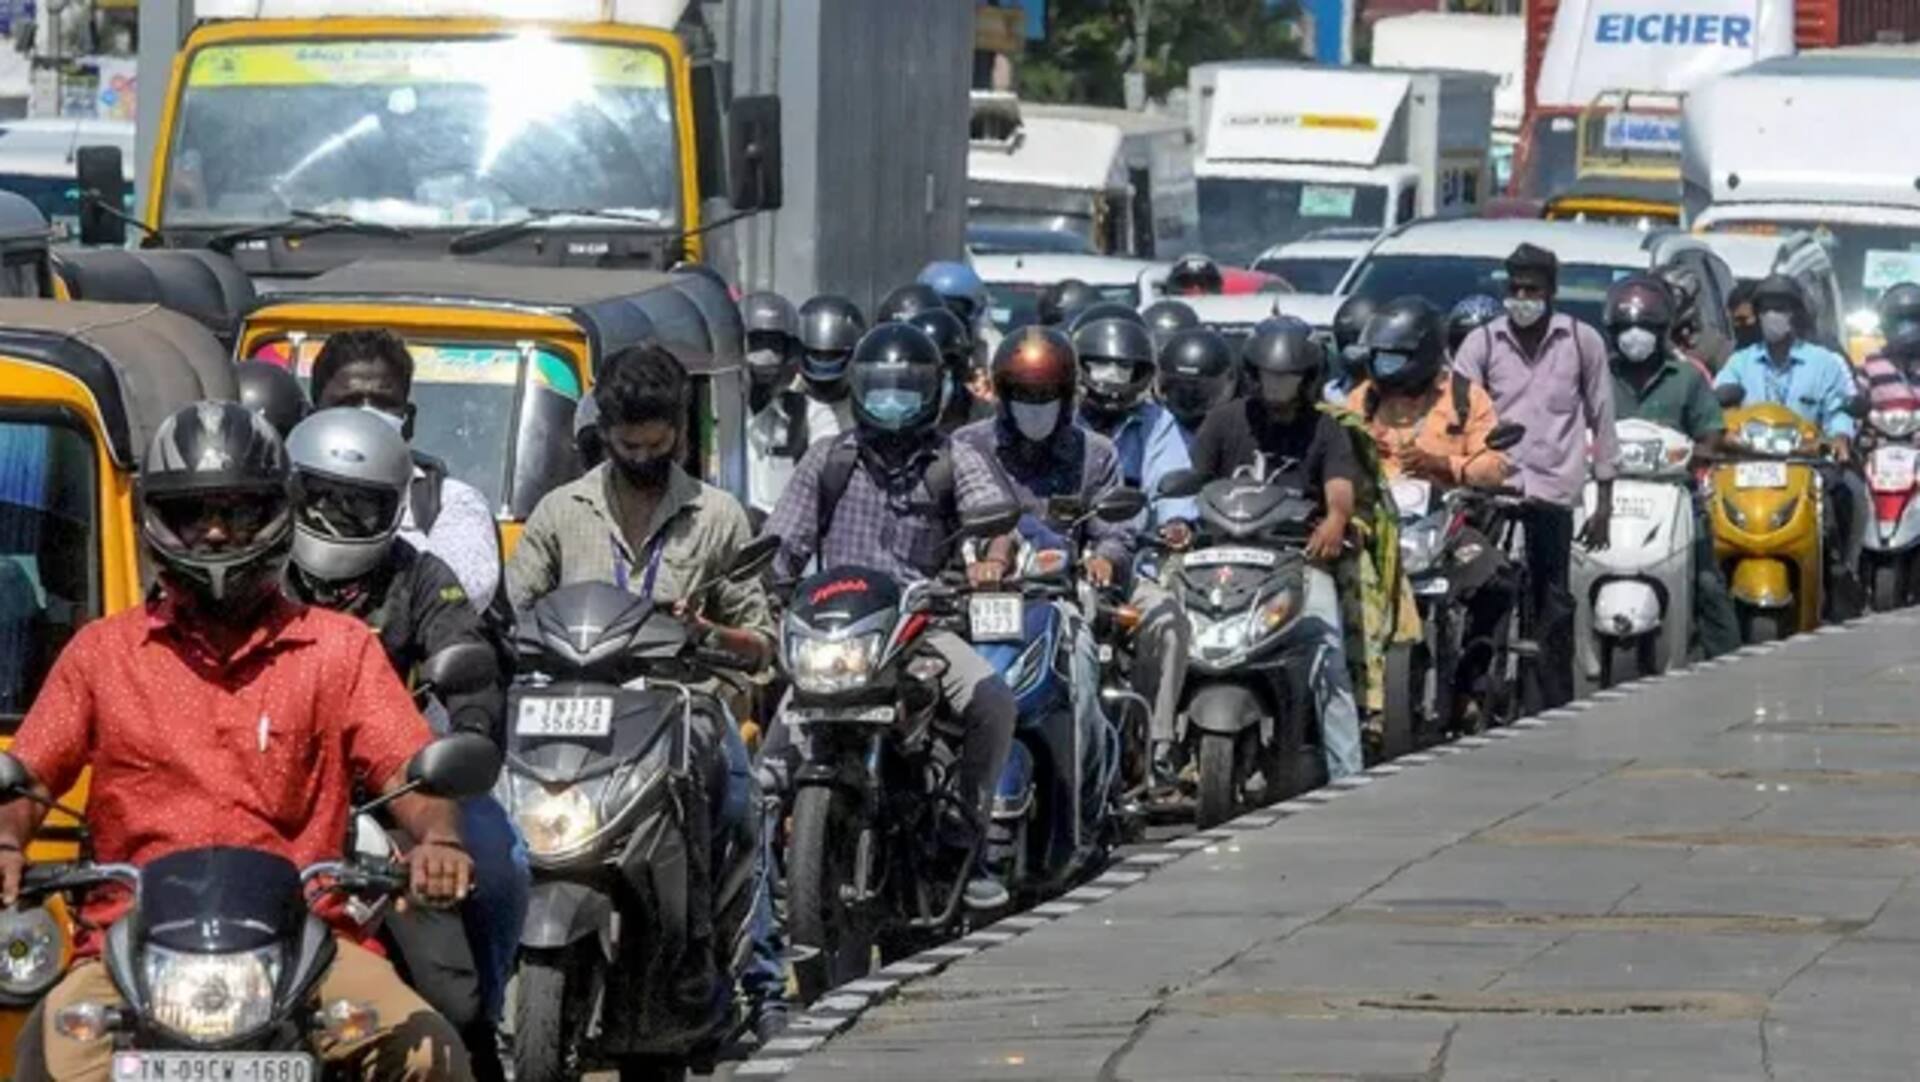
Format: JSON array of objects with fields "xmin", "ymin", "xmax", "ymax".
[
  {"xmin": 973, "ymin": 252, "xmax": 1169, "ymax": 329},
  {"xmin": 1250, "ymin": 228, "xmax": 1376, "ymax": 295}
]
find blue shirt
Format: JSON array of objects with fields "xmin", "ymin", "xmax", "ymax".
[
  {"xmin": 1080, "ymin": 400, "xmax": 1200, "ymax": 528},
  {"xmin": 1715, "ymin": 340, "xmax": 1859, "ymax": 439}
]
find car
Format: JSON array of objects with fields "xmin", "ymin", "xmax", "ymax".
[
  {"xmin": 1335, "ymin": 218, "xmax": 1738, "ymax": 353},
  {"xmin": 966, "ymin": 224, "xmax": 1096, "ymax": 257},
  {"xmin": 1696, "ymin": 231, "xmax": 1848, "ymax": 356},
  {"xmin": 1251, "ymin": 228, "xmax": 1377, "ymax": 295},
  {"xmin": 973, "ymin": 252, "xmax": 1169, "ymax": 329}
]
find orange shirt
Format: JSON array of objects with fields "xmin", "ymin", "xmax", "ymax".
[{"xmin": 1346, "ymin": 375, "xmax": 1510, "ymax": 489}]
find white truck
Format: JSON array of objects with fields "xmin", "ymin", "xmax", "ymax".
[
  {"xmin": 1187, "ymin": 62, "xmax": 1496, "ymax": 268},
  {"xmin": 967, "ymin": 92, "xmax": 1196, "ymax": 259},
  {"xmin": 1683, "ymin": 51, "xmax": 1920, "ymax": 354},
  {"xmin": 1369, "ymin": 13, "xmax": 1526, "ymax": 196}
]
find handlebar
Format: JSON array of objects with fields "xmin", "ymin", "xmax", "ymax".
[
  {"xmin": 19, "ymin": 862, "xmax": 138, "ymax": 900},
  {"xmin": 301, "ymin": 860, "xmax": 410, "ymax": 900}
]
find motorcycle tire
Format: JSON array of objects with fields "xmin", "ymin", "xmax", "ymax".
[
  {"xmin": 1871, "ymin": 563, "xmax": 1904, "ymax": 613},
  {"xmin": 510, "ymin": 951, "xmax": 573, "ymax": 1082},
  {"xmin": 1600, "ymin": 639, "xmax": 1643, "ymax": 688},
  {"xmin": 1742, "ymin": 610, "xmax": 1786, "ymax": 645},
  {"xmin": 618, "ymin": 1058, "xmax": 688, "ymax": 1082},
  {"xmin": 788, "ymin": 786, "xmax": 877, "ymax": 1005},
  {"xmin": 1382, "ymin": 643, "xmax": 1417, "ymax": 762},
  {"xmin": 1196, "ymin": 730, "xmax": 1246, "ymax": 830}
]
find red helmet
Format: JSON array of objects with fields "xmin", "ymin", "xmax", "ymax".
[{"xmin": 992, "ymin": 325, "xmax": 1077, "ymax": 402}]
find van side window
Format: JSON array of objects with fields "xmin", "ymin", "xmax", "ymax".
[{"xmin": 1397, "ymin": 185, "xmax": 1417, "ymax": 224}]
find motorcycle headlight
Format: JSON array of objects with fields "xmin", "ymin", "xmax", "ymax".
[
  {"xmin": 787, "ymin": 631, "xmax": 883, "ymax": 694},
  {"xmin": 1256, "ymin": 586, "xmax": 1302, "ymax": 633},
  {"xmin": 510, "ymin": 776, "xmax": 608, "ymax": 859},
  {"xmin": 143, "ymin": 945, "xmax": 280, "ymax": 1043},
  {"xmin": 0, "ymin": 904, "xmax": 65, "ymax": 999},
  {"xmin": 1399, "ymin": 522, "xmax": 1445, "ymax": 575},
  {"xmin": 1873, "ymin": 408, "xmax": 1919, "ymax": 439},
  {"xmin": 1189, "ymin": 609, "xmax": 1252, "ymax": 662}
]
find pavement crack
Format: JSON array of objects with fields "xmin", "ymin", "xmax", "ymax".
[
  {"xmin": 1093, "ymin": 1000, "xmax": 1161, "ymax": 1082},
  {"xmin": 1424, "ymin": 1022, "xmax": 1458, "ymax": 1081}
]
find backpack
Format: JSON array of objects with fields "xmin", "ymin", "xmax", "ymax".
[{"xmin": 813, "ymin": 436, "xmax": 960, "ymax": 566}]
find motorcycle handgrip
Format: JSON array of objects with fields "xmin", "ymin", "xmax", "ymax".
[{"xmin": 20, "ymin": 862, "xmax": 138, "ymax": 899}]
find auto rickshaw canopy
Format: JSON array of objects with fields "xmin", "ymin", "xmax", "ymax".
[{"xmin": 52, "ymin": 249, "xmax": 257, "ymax": 348}]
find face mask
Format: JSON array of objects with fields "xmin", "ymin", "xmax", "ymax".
[
  {"xmin": 747, "ymin": 348, "xmax": 788, "ymax": 382},
  {"xmin": 360, "ymin": 404, "xmax": 407, "ymax": 434},
  {"xmin": 1505, "ymin": 297, "xmax": 1547, "ymax": 329},
  {"xmin": 861, "ymin": 388, "xmax": 926, "ymax": 428},
  {"xmin": 1087, "ymin": 360, "xmax": 1130, "ymax": 389},
  {"xmin": 1371, "ymin": 351, "xmax": 1412, "ymax": 383},
  {"xmin": 1616, "ymin": 327, "xmax": 1660, "ymax": 364},
  {"xmin": 612, "ymin": 451, "xmax": 673, "ymax": 491},
  {"xmin": 1760, "ymin": 310, "xmax": 1795, "ymax": 344},
  {"xmin": 1009, "ymin": 399, "xmax": 1061, "ymax": 442},
  {"xmin": 1734, "ymin": 321, "xmax": 1761, "ymax": 349}
]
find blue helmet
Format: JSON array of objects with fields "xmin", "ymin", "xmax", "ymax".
[
  {"xmin": 917, "ymin": 261, "xmax": 990, "ymax": 324},
  {"xmin": 1447, "ymin": 294, "xmax": 1504, "ymax": 353}
]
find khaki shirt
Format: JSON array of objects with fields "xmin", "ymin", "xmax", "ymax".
[{"xmin": 506, "ymin": 464, "xmax": 775, "ymax": 642}]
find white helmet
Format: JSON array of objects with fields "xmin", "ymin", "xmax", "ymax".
[{"xmin": 285, "ymin": 407, "xmax": 413, "ymax": 582}]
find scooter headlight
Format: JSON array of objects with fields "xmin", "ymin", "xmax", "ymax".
[
  {"xmin": 1722, "ymin": 495, "xmax": 1748, "ymax": 529},
  {"xmin": 1189, "ymin": 609, "xmax": 1253, "ymax": 661},
  {"xmin": 143, "ymin": 945, "xmax": 280, "ymax": 1043},
  {"xmin": 1769, "ymin": 495, "xmax": 1800, "ymax": 530},
  {"xmin": 510, "ymin": 777, "xmax": 605, "ymax": 859},
  {"xmin": 787, "ymin": 631, "xmax": 883, "ymax": 694},
  {"xmin": 0, "ymin": 903, "xmax": 66, "ymax": 999},
  {"xmin": 1872, "ymin": 408, "xmax": 1919, "ymax": 439},
  {"xmin": 1399, "ymin": 521, "xmax": 1446, "ymax": 575}
]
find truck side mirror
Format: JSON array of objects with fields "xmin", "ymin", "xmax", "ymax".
[
  {"xmin": 728, "ymin": 95, "xmax": 783, "ymax": 213},
  {"xmin": 76, "ymin": 145, "xmax": 128, "ymax": 248}
]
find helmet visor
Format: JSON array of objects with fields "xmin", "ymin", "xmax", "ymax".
[
  {"xmin": 851, "ymin": 360, "xmax": 940, "ymax": 431},
  {"xmin": 147, "ymin": 490, "xmax": 289, "ymax": 557},
  {"xmin": 298, "ymin": 474, "xmax": 402, "ymax": 542},
  {"xmin": 1160, "ymin": 375, "xmax": 1223, "ymax": 421},
  {"xmin": 802, "ymin": 348, "xmax": 851, "ymax": 382}
]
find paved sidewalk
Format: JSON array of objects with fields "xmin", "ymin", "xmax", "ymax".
[{"xmin": 783, "ymin": 614, "xmax": 1920, "ymax": 1081}]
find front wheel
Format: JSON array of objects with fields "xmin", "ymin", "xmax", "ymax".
[
  {"xmin": 1599, "ymin": 637, "xmax": 1645, "ymax": 688},
  {"xmin": 510, "ymin": 951, "xmax": 573, "ymax": 1082},
  {"xmin": 788, "ymin": 785, "xmax": 878, "ymax": 1005},
  {"xmin": 1741, "ymin": 609, "xmax": 1786, "ymax": 645},
  {"xmin": 1871, "ymin": 562, "xmax": 1905, "ymax": 613},
  {"xmin": 1381, "ymin": 643, "xmax": 1417, "ymax": 762},
  {"xmin": 1196, "ymin": 731, "xmax": 1246, "ymax": 830}
]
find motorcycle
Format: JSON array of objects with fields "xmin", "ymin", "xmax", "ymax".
[
  {"xmin": 1573, "ymin": 419, "xmax": 1698, "ymax": 686},
  {"xmin": 3, "ymin": 733, "xmax": 497, "ymax": 1079},
  {"xmin": 1711, "ymin": 403, "xmax": 1825, "ymax": 643},
  {"xmin": 976, "ymin": 489, "xmax": 1146, "ymax": 901},
  {"xmin": 499, "ymin": 536, "xmax": 779, "ymax": 1082},
  {"xmin": 779, "ymin": 506, "xmax": 1020, "ymax": 1003},
  {"xmin": 1860, "ymin": 403, "xmax": 1920, "ymax": 610}
]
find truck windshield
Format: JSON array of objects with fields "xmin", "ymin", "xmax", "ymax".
[
  {"xmin": 1197, "ymin": 178, "xmax": 1387, "ymax": 268},
  {"xmin": 162, "ymin": 36, "xmax": 679, "ymax": 231},
  {"xmin": 1344, "ymin": 254, "xmax": 1639, "ymax": 329},
  {"xmin": 1703, "ymin": 219, "xmax": 1920, "ymax": 316}
]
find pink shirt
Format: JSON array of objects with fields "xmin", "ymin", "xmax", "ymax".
[{"xmin": 1451, "ymin": 313, "xmax": 1619, "ymax": 507}]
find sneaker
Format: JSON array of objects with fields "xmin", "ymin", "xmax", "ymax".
[
  {"xmin": 964, "ymin": 875, "xmax": 1010, "ymax": 911},
  {"xmin": 752, "ymin": 1001, "xmax": 791, "ymax": 1045}
]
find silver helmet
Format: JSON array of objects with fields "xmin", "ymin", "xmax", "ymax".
[{"xmin": 285, "ymin": 407, "xmax": 413, "ymax": 582}]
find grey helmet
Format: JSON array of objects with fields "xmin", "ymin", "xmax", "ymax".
[{"xmin": 285, "ymin": 407, "xmax": 414, "ymax": 582}]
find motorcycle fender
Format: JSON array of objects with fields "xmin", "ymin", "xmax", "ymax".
[
  {"xmin": 1185, "ymin": 682, "xmax": 1267, "ymax": 740},
  {"xmin": 521, "ymin": 880, "xmax": 613, "ymax": 952},
  {"xmin": 1729, "ymin": 559, "xmax": 1792, "ymax": 609},
  {"xmin": 1593, "ymin": 579, "xmax": 1662, "ymax": 638},
  {"xmin": 1888, "ymin": 496, "xmax": 1920, "ymax": 550}
]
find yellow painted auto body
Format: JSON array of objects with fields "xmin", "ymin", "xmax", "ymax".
[
  {"xmin": 1710, "ymin": 404, "xmax": 1824, "ymax": 635},
  {"xmin": 1542, "ymin": 196, "xmax": 1680, "ymax": 226},
  {"xmin": 147, "ymin": 17, "xmax": 704, "ymax": 259}
]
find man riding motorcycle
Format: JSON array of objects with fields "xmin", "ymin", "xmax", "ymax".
[
  {"xmin": 795, "ymin": 293, "xmax": 866, "ymax": 422},
  {"xmin": 742, "ymin": 290, "xmax": 819, "ymax": 516},
  {"xmin": 876, "ymin": 282, "xmax": 947, "ymax": 324},
  {"xmin": 1603, "ymin": 276, "xmax": 1741, "ymax": 660},
  {"xmin": 760, "ymin": 322, "xmax": 1020, "ymax": 911},
  {"xmin": 904, "ymin": 304, "xmax": 988, "ymax": 435},
  {"xmin": 1857, "ymin": 282, "xmax": 1920, "ymax": 416},
  {"xmin": 1158, "ymin": 326, "xmax": 1237, "ymax": 448},
  {"xmin": 1038, "ymin": 279, "xmax": 1099, "ymax": 328},
  {"xmin": 236, "ymin": 359, "xmax": 310, "ymax": 440},
  {"xmin": 5, "ymin": 403, "xmax": 473, "ymax": 1080},
  {"xmin": 1330, "ymin": 294, "xmax": 1381, "ymax": 398},
  {"xmin": 1166, "ymin": 255, "xmax": 1224, "ymax": 297},
  {"xmin": 1142, "ymin": 299, "xmax": 1200, "ymax": 353},
  {"xmin": 1714, "ymin": 274, "xmax": 1867, "ymax": 617},
  {"xmin": 919, "ymin": 261, "xmax": 999, "ymax": 362}
]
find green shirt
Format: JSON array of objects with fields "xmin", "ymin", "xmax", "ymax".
[{"xmin": 1611, "ymin": 356, "xmax": 1724, "ymax": 442}]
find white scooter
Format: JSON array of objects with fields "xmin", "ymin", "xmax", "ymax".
[
  {"xmin": 1573, "ymin": 419, "xmax": 1697, "ymax": 687},
  {"xmin": 1860, "ymin": 405, "xmax": 1920, "ymax": 610}
]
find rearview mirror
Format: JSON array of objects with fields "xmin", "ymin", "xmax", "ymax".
[
  {"xmin": 0, "ymin": 753, "xmax": 31, "ymax": 798},
  {"xmin": 1486, "ymin": 422, "xmax": 1526, "ymax": 452},
  {"xmin": 1715, "ymin": 383, "xmax": 1746, "ymax": 409},
  {"xmin": 727, "ymin": 535, "xmax": 780, "ymax": 583},
  {"xmin": 76, "ymin": 145, "xmax": 128, "ymax": 248},
  {"xmin": 1154, "ymin": 470, "xmax": 1203, "ymax": 500},
  {"xmin": 959, "ymin": 503, "xmax": 1021, "ymax": 539},
  {"xmin": 728, "ymin": 95, "xmax": 783, "ymax": 212},
  {"xmin": 416, "ymin": 642, "xmax": 499, "ymax": 699},
  {"xmin": 406, "ymin": 732, "xmax": 501, "ymax": 799},
  {"xmin": 1093, "ymin": 488, "xmax": 1148, "ymax": 522}
]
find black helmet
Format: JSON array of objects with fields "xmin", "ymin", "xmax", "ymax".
[
  {"xmin": 1879, "ymin": 281, "xmax": 1920, "ymax": 360},
  {"xmin": 1073, "ymin": 316, "xmax": 1157, "ymax": 417},
  {"xmin": 1038, "ymin": 279, "xmax": 1100, "ymax": 326},
  {"xmin": 1067, "ymin": 300, "xmax": 1146, "ymax": 334},
  {"xmin": 848, "ymin": 323, "xmax": 945, "ymax": 439},
  {"xmin": 1446, "ymin": 294, "xmax": 1504, "ymax": 354},
  {"xmin": 1605, "ymin": 275, "xmax": 1675, "ymax": 331},
  {"xmin": 876, "ymin": 282, "xmax": 946, "ymax": 324},
  {"xmin": 1656, "ymin": 262, "xmax": 1704, "ymax": 342},
  {"xmin": 1751, "ymin": 274, "xmax": 1808, "ymax": 317},
  {"xmin": 1332, "ymin": 294, "xmax": 1380, "ymax": 353},
  {"xmin": 1242, "ymin": 318, "xmax": 1326, "ymax": 408},
  {"xmin": 904, "ymin": 305, "xmax": 974, "ymax": 375},
  {"xmin": 1142, "ymin": 299, "xmax": 1200, "ymax": 349},
  {"xmin": 1157, "ymin": 327, "xmax": 1235, "ymax": 428},
  {"xmin": 797, "ymin": 294, "xmax": 867, "ymax": 387},
  {"xmin": 139, "ymin": 401, "xmax": 295, "ymax": 609},
  {"xmin": 741, "ymin": 291, "xmax": 799, "ymax": 340},
  {"xmin": 1167, "ymin": 254, "xmax": 1223, "ymax": 295},
  {"xmin": 235, "ymin": 361, "xmax": 310, "ymax": 441},
  {"xmin": 1360, "ymin": 296, "xmax": 1445, "ymax": 394}
]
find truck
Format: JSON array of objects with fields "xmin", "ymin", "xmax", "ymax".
[
  {"xmin": 101, "ymin": 0, "xmax": 973, "ymax": 307},
  {"xmin": 966, "ymin": 92, "xmax": 1196, "ymax": 259},
  {"xmin": 1369, "ymin": 13, "xmax": 1526, "ymax": 196},
  {"xmin": 1187, "ymin": 62, "xmax": 1496, "ymax": 268},
  {"xmin": 1513, "ymin": 0, "xmax": 1917, "ymax": 203},
  {"xmin": 1682, "ymin": 50, "xmax": 1920, "ymax": 356}
]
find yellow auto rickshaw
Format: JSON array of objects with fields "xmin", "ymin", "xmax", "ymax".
[
  {"xmin": 0, "ymin": 299, "xmax": 238, "ymax": 1062},
  {"xmin": 52, "ymin": 247, "xmax": 257, "ymax": 349},
  {"xmin": 236, "ymin": 260, "xmax": 746, "ymax": 553}
]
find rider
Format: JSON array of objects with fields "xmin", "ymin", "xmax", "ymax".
[
  {"xmin": 235, "ymin": 359, "xmax": 310, "ymax": 439},
  {"xmin": 5, "ymin": 403, "xmax": 472, "ymax": 1080},
  {"xmin": 1602, "ymin": 276, "xmax": 1741, "ymax": 661},
  {"xmin": 1656, "ymin": 261, "xmax": 1722, "ymax": 379},
  {"xmin": 1157, "ymin": 326, "xmax": 1237, "ymax": 448},
  {"xmin": 919, "ymin": 260, "xmax": 999, "ymax": 362},
  {"xmin": 743, "ymin": 290, "xmax": 835, "ymax": 516},
  {"xmin": 761, "ymin": 322, "xmax": 1020, "ymax": 910},
  {"xmin": 1330, "ymin": 293, "xmax": 1381, "ymax": 398},
  {"xmin": 505, "ymin": 343, "xmax": 790, "ymax": 1039},
  {"xmin": 1348, "ymin": 296, "xmax": 1513, "ymax": 723},
  {"xmin": 742, "ymin": 290, "xmax": 801, "ymax": 417},
  {"xmin": 1073, "ymin": 313, "xmax": 1197, "ymax": 782},
  {"xmin": 1714, "ymin": 274, "xmax": 1868, "ymax": 616},
  {"xmin": 1142, "ymin": 298, "xmax": 1201, "ymax": 352},
  {"xmin": 877, "ymin": 281, "xmax": 947, "ymax": 324},
  {"xmin": 1860, "ymin": 282, "xmax": 1920, "ymax": 416},
  {"xmin": 282, "ymin": 407, "xmax": 524, "ymax": 1077},
  {"xmin": 1189, "ymin": 321, "xmax": 1365, "ymax": 780},
  {"xmin": 1037, "ymin": 279, "xmax": 1100, "ymax": 327},
  {"xmin": 311, "ymin": 329, "xmax": 502, "ymax": 613},
  {"xmin": 796, "ymin": 292, "xmax": 866, "ymax": 429},
  {"xmin": 904, "ymin": 304, "xmax": 989, "ymax": 434},
  {"xmin": 1166, "ymin": 254, "xmax": 1224, "ymax": 297}
]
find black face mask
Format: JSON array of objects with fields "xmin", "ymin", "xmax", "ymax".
[
  {"xmin": 613, "ymin": 452, "xmax": 674, "ymax": 492},
  {"xmin": 1733, "ymin": 322, "xmax": 1762, "ymax": 350}
]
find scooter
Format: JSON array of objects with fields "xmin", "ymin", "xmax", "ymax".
[
  {"xmin": 1860, "ymin": 403, "xmax": 1920, "ymax": 610},
  {"xmin": 1573, "ymin": 419, "xmax": 1698, "ymax": 686},
  {"xmin": 1711, "ymin": 403, "xmax": 1825, "ymax": 643}
]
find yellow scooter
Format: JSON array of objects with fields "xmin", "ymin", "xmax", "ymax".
[{"xmin": 1710, "ymin": 403, "xmax": 1825, "ymax": 642}]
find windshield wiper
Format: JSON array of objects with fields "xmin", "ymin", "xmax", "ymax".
[
  {"xmin": 207, "ymin": 209, "xmax": 413, "ymax": 254},
  {"xmin": 448, "ymin": 207, "xmax": 668, "ymax": 256}
]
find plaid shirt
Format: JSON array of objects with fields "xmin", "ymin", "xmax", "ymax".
[
  {"xmin": 765, "ymin": 432, "xmax": 1014, "ymax": 582},
  {"xmin": 951, "ymin": 418, "xmax": 1135, "ymax": 567}
]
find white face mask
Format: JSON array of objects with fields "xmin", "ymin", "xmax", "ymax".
[
  {"xmin": 1505, "ymin": 297, "xmax": 1547, "ymax": 329},
  {"xmin": 747, "ymin": 347, "xmax": 785, "ymax": 372},
  {"xmin": 1010, "ymin": 399, "xmax": 1061, "ymax": 442},
  {"xmin": 1087, "ymin": 361, "xmax": 1130, "ymax": 388},
  {"xmin": 1616, "ymin": 327, "xmax": 1660, "ymax": 363},
  {"xmin": 1760, "ymin": 310, "xmax": 1796, "ymax": 344}
]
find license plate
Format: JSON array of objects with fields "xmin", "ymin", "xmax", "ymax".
[
  {"xmin": 969, "ymin": 594, "xmax": 1024, "ymax": 641},
  {"xmin": 113, "ymin": 1052, "xmax": 314, "ymax": 1082},
  {"xmin": 1735, "ymin": 461, "xmax": 1789, "ymax": 489},
  {"xmin": 1184, "ymin": 546, "xmax": 1280, "ymax": 568},
  {"xmin": 1414, "ymin": 576, "xmax": 1451, "ymax": 597},
  {"xmin": 1871, "ymin": 446, "xmax": 1918, "ymax": 491},
  {"xmin": 515, "ymin": 695, "xmax": 613, "ymax": 738},
  {"xmin": 786, "ymin": 705, "xmax": 896, "ymax": 725},
  {"xmin": 1613, "ymin": 494, "xmax": 1656, "ymax": 520}
]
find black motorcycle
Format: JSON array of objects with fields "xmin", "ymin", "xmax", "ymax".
[
  {"xmin": 2, "ymin": 733, "xmax": 497, "ymax": 1080},
  {"xmin": 500, "ymin": 537, "xmax": 777, "ymax": 1082}
]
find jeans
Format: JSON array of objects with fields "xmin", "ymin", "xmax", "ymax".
[
  {"xmin": 1296, "ymin": 566, "xmax": 1363, "ymax": 780},
  {"xmin": 1128, "ymin": 577, "xmax": 1189, "ymax": 746},
  {"xmin": 1522, "ymin": 502, "xmax": 1577, "ymax": 711},
  {"xmin": 459, "ymin": 797, "xmax": 530, "ymax": 1025},
  {"xmin": 718, "ymin": 715, "xmax": 787, "ymax": 1010},
  {"xmin": 1691, "ymin": 497, "xmax": 1742, "ymax": 659}
]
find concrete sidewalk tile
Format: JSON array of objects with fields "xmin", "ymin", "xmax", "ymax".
[
  {"xmin": 735, "ymin": 1059, "xmax": 795, "ymax": 1076},
  {"xmin": 1031, "ymin": 900, "xmax": 1083, "ymax": 915},
  {"xmin": 1120, "ymin": 850, "xmax": 1183, "ymax": 867},
  {"xmin": 813, "ymin": 992, "xmax": 870, "ymax": 1014},
  {"xmin": 838, "ymin": 977, "xmax": 900, "ymax": 997},
  {"xmin": 1062, "ymin": 885, "xmax": 1117, "ymax": 902},
  {"xmin": 879, "ymin": 959, "xmax": 940, "ymax": 978},
  {"xmin": 1092, "ymin": 869, "xmax": 1148, "ymax": 887},
  {"xmin": 993, "ymin": 913, "xmax": 1054, "ymax": 929},
  {"xmin": 759, "ymin": 1035, "xmax": 824, "ymax": 1055}
]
